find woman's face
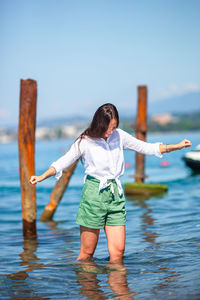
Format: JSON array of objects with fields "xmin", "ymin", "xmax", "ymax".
[{"xmin": 104, "ymin": 118, "xmax": 117, "ymax": 139}]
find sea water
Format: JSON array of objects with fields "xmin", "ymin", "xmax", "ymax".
[{"xmin": 0, "ymin": 131, "xmax": 200, "ymax": 299}]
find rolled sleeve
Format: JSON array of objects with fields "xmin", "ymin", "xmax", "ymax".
[
  {"xmin": 154, "ymin": 142, "xmax": 163, "ymax": 158},
  {"xmin": 50, "ymin": 163, "xmax": 63, "ymax": 180}
]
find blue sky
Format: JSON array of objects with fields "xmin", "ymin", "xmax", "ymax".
[{"xmin": 1, "ymin": 0, "xmax": 200, "ymax": 126}]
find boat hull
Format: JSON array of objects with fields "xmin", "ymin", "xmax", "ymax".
[{"xmin": 182, "ymin": 157, "xmax": 200, "ymax": 171}]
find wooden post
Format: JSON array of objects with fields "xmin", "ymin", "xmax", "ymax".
[
  {"xmin": 40, "ymin": 160, "xmax": 78, "ymax": 221},
  {"xmin": 18, "ymin": 79, "xmax": 37, "ymax": 238},
  {"xmin": 133, "ymin": 86, "xmax": 148, "ymax": 183},
  {"xmin": 124, "ymin": 85, "xmax": 168, "ymax": 196}
]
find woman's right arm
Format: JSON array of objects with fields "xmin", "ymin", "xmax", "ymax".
[
  {"xmin": 30, "ymin": 137, "xmax": 83, "ymax": 184},
  {"xmin": 30, "ymin": 166, "xmax": 56, "ymax": 185}
]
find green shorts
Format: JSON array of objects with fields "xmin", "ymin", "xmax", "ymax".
[{"xmin": 76, "ymin": 176, "xmax": 126, "ymax": 229}]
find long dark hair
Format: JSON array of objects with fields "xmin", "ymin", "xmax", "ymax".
[{"xmin": 79, "ymin": 103, "xmax": 119, "ymax": 141}]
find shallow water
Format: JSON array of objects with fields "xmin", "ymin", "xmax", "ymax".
[{"xmin": 0, "ymin": 131, "xmax": 200, "ymax": 299}]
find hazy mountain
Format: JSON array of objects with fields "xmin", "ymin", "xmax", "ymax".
[
  {"xmin": 117, "ymin": 91, "xmax": 200, "ymax": 119},
  {"xmin": 148, "ymin": 91, "xmax": 200, "ymax": 115},
  {"xmin": 13, "ymin": 91, "xmax": 200, "ymax": 129}
]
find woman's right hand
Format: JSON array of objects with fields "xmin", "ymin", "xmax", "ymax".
[
  {"xmin": 30, "ymin": 175, "xmax": 42, "ymax": 185},
  {"xmin": 30, "ymin": 167, "xmax": 56, "ymax": 185}
]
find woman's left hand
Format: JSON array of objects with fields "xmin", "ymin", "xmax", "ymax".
[{"xmin": 178, "ymin": 139, "xmax": 192, "ymax": 150}]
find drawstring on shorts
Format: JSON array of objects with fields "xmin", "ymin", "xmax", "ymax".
[{"xmin": 107, "ymin": 181, "xmax": 114, "ymax": 194}]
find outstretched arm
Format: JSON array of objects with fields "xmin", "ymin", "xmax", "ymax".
[
  {"xmin": 159, "ymin": 139, "xmax": 192, "ymax": 154},
  {"xmin": 30, "ymin": 166, "xmax": 56, "ymax": 185},
  {"xmin": 118, "ymin": 129, "xmax": 192, "ymax": 157},
  {"xmin": 30, "ymin": 138, "xmax": 83, "ymax": 184}
]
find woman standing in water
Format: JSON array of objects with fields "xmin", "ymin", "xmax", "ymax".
[{"xmin": 30, "ymin": 103, "xmax": 192, "ymax": 262}]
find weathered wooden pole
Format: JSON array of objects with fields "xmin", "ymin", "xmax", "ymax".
[
  {"xmin": 134, "ymin": 86, "xmax": 147, "ymax": 183},
  {"xmin": 40, "ymin": 160, "xmax": 78, "ymax": 221},
  {"xmin": 124, "ymin": 85, "xmax": 168, "ymax": 196},
  {"xmin": 18, "ymin": 79, "xmax": 37, "ymax": 237}
]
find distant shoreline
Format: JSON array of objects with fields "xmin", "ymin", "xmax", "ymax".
[
  {"xmin": 1, "ymin": 110, "xmax": 200, "ymax": 144},
  {"xmin": 1, "ymin": 128, "xmax": 200, "ymax": 144}
]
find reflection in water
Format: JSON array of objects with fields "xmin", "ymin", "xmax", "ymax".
[
  {"xmin": 75, "ymin": 260, "xmax": 136, "ymax": 299},
  {"xmin": 127, "ymin": 194, "xmax": 160, "ymax": 247},
  {"xmin": 48, "ymin": 221, "xmax": 136, "ymax": 299},
  {"xmin": 7, "ymin": 237, "xmax": 50, "ymax": 300},
  {"xmin": 140, "ymin": 201, "xmax": 160, "ymax": 247},
  {"xmin": 127, "ymin": 194, "xmax": 180, "ymax": 291},
  {"xmin": 107, "ymin": 262, "xmax": 136, "ymax": 299},
  {"xmin": 75, "ymin": 261, "xmax": 105, "ymax": 300}
]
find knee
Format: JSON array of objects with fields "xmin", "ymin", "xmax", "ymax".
[
  {"xmin": 109, "ymin": 245, "xmax": 125, "ymax": 259},
  {"xmin": 77, "ymin": 246, "xmax": 95, "ymax": 261},
  {"xmin": 81, "ymin": 245, "xmax": 96, "ymax": 256}
]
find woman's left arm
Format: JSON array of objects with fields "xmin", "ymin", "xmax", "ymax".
[{"xmin": 160, "ymin": 139, "xmax": 192, "ymax": 154}]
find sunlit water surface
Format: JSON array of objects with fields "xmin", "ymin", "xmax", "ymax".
[{"xmin": 0, "ymin": 131, "xmax": 200, "ymax": 299}]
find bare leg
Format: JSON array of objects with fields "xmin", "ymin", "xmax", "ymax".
[
  {"xmin": 104, "ymin": 225, "xmax": 126, "ymax": 262},
  {"xmin": 77, "ymin": 226, "xmax": 100, "ymax": 261}
]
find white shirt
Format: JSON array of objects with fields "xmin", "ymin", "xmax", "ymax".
[{"xmin": 51, "ymin": 128, "xmax": 162, "ymax": 195}]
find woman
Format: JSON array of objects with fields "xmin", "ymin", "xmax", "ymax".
[{"xmin": 30, "ymin": 103, "xmax": 192, "ymax": 262}]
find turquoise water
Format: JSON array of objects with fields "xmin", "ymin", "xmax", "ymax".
[{"xmin": 0, "ymin": 131, "xmax": 200, "ymax": 299}]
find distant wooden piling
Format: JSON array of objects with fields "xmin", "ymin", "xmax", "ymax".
[
  {"xmin": 40, "ymin": 160, "xmax": 78, "ymax": 221},
  {"xmin": 124, "ymin": 85, "xmax": 168, "ymax": 196},
  {"xmin": 133, "ymin": 86, "xmax": 147, "ymax": 183},
  {"xmin": 18, "ymin": 79, "xmax": 37, "ymax": 238}
]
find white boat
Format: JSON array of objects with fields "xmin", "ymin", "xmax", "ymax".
[{"xmin": 182, "ymin": 144, "xmax": 200, "ymax": 172}]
